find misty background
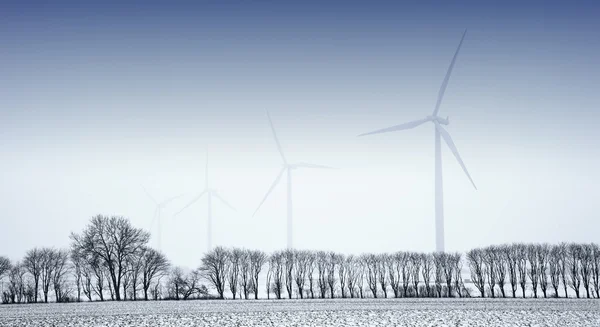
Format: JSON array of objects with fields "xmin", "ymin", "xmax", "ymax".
[{"xmin": 1, "ymin": 1, "xmax": 599, "ymax": 268}]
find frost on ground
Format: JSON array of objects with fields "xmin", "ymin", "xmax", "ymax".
[{"xmin": 0, "ymin": 299, "xmax": 598, "ymax": 327}]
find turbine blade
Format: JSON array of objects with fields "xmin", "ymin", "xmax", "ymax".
[
  {"xmin": 295, "ymin": 162, "xmax": 337, "ymax": 169},
  {"xmin": 142, "ymin": 185, "xmax": 158, "ymax": 205},
  {"xmin": 173, "ymin": 190, "xmax": 208, "ymax": 217},
  {"xmin": 266, "ymin": 110, "xmax": 287, "ymax": 164},
  {"xmin": 432, "ymin": 29, "xmax": 467, "ymax": 116},
  {"xmin": 160, "ymin": 193, "xmax": 186, "ymax": 206},
  {"xmin": 435, "ymin": 122, "xmax": 477, "ymax": 190},
  {"xmin": 253, "ymin": 167, "xmax": 286, "ymax": 217},
  {"xmin": 213, "ymin": 192, "xmax": 236, "ymax": 212},
  {"xmin": 358, "ymin": 117, "xmax": 430, "ymax": 137}
]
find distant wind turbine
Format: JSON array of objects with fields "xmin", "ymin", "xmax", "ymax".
[
  {"xmin": 143, "ymin": 187, "xmax": 184, "ymax": 251},
  {"xmin": 174, "ymin": 152, "xmax": 235, "ymax": 251},
  {"xmin": 253, "ymin": 111, "xmax": 335, "ymax": 249},
  {"xmin": 358, "ymin": 29, "xmax": 476, "ymax": 253}
]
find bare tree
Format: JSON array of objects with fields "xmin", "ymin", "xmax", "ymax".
[
  {"xmin": 346, "ymin": 255, "xmax": 358, "ymax": 298},
  {"xmin": 0, "ymin": 256, "xmax": 10, "ymax": 280},
  {"xmin": 23, "ymin": 248, "xmax": 42, "ymax": 303},
  {"xmin": 527, "ymin": 244, "xmax": 540, "ymax": 298},
  {"xmin": 441, "ymin": 252, "xmax": 454, "ymax": 298},
  {"xmin": 433, "ymin": 252, "xmax": 445, "ymax": 297},
  {"xmin": 238, "ymin": 250, "xmax": 251, "ymax": 299},
  {"xmin": 40, "ymin": 248, "xmax": 57, "ymax": 303},
  {"xmin": 558, "ymin": 243, "xmax": 569, "ymax": 297},
  {"xmin": 591, "ymin": 243, "xmax": 600, "ymax": 299},
  {"xmin": 316, "ymin": 251, "xmax": 328, "ymax": 298},
  {"xmin": 410, "ymin": 252, "xmax": 421, "ymax": 297},
  {"xmin": 421, "ymin": 253, "xmax": 433, "ymax": 297},
  {"xmin": 227, "ymin": 248, "xmax": 242, "ymax": 300},
  {"xmin": 336, "ymin": 253, "xmax": 348, "ymax": 298},
  {"xmin": 567, "ymin": 243, "xmax": 582, "ymax": 298},
  {"xmin": 400, "ymin": 252, "xmax": 411, "ymax": 297},
  {"xmin": 270, "ymin": 251, "xmax": 284, "ymax": 299},
  {"xmin": 52, "ymin": 249, "xmax": 71, "ymax": 302},
  {"xmin": 363, "ymin": 254, "xmax": 378, "ymax": 298},
  {"xmin": 549, "ymin": 244, "xmax": 563, "ymax": 298},
  {"xmin": 249, "ymin": 250, "xmax": 266, "ymax": 300},
  {"xmin": 580, "ymin": 243, "xmax": 593, "ymax": 298},
  {"xmin": 305, "ymin": 252, "xmax": 316, "ymax": 299},
  {"xmin": 451, "ymin": 253, "xmax": 465, "ymax": 298},
  {"xmin": 537, "ymin": 244, "xmax": 550, "ymax": 298},
  {"xmin": 483, "ymin": 246, "xmax": 498, "ymax": 298},
  {"xmin": 377, "ymin": 254, "xmax": 389, "ymax": 298},
  {"xmin": 70, "ymin": 215, "xmax": 150, "ymax": 301},
  {"xmin": 356, "ymin": 258, "xmax": 366, "ymax": 298},
  {"xmin": 493, "ymin": 248, "xmax": 507, "ymax": 298},
  {"xmin": 283, "ymin": 249, "xmax": 295, "ymax": 299},
  {"xmin": 466, "ymin": 249, "xmax": 485, "ymax": 297},
  {"xmin": 515, "ymin": 243, "xmax": 528, "ymax": 298},
  {"xmin": 326, "ymin": 252, "xmax": 338, "ymax": 298},
  {"xmin": 502, "ymin": 244, "xmax": 518, "ymax": 298},
  {"xmin": 199, "ymin": 246, "xmax": 228, "ymax": 299},
  {"xmin": 141, "ymin": 248, "xmax": 169, "ymax": 300},
  {"xmin": 265, "ymin": 258, "xmax": 273, "ymax": 300}
]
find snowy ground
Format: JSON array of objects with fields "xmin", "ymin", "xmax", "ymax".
[{"xmin": 0, "ymin": 299, "xmax": 598, "ymax": 327}]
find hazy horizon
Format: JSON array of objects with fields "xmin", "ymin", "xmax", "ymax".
[{"xmin": 1, "ymin": 1, "xmax": 599, "ymax": 269}]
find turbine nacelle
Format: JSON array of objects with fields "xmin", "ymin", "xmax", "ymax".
[{"xmin": 428, "ymin": 115, "xmax": 449, "ymax": 125}]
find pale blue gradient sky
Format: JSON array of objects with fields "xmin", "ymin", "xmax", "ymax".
[{"xmin": 0, "ymin": 1, "xmax": 599, "ymax": 267}]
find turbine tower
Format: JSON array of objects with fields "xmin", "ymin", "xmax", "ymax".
[
  {"xmin": 143, "ymin": 187, "xmax": 184, "ymax": 251},
  {"xmin": 253, "ymin": 111, "xmax": 334, "ymax": 249},
  {"xmin": 174, "ymin": 152, "xmax": 235, "ymax": 251},
  {"xmin": 358, "ymin": 30, "xmax": 476, "ymax": 253}
]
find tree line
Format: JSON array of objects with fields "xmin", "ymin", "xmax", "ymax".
[{"xmin": 0, "ymin": 215, "xmax": 599, "ymax": 304}]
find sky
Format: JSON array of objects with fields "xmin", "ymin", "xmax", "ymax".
[{"xmin": 1, "ymin": 1, "xmax": 599, "ymax": 268}]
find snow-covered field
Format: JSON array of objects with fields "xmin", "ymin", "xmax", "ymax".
[{"xmin": 0, "ymin": 299, "xmax": 598, "ymax": 327}]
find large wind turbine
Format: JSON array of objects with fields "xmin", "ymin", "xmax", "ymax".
[
  {"xmin": 358, "ymin": 30, "xmax": 476, "ymax": 253},
  {"xmin": 253, "ymin": 111, "xmax": 334, "ymax": 249},
  {"xmin": 143, "ymin": 187, "xmax": 184, "ymax": 251},
  {"xmin": 174, "ymin": 152, "xmax": 235, "ymax": 251}
]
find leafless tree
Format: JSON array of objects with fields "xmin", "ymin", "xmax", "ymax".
[
  {"xmin": 7, "ymin": 262, "xmax": 26, "ymax": 303},
  {"xmin": 409, "ymin": 252, "xmax": 421, "ymax": 297},
  {"xmin": 227, "ymin": 248, "xmax": 243, "ymax": 300},
  {"xmin": 537, "ymin": 244, "xmax": 550, "ymax": 298},
  {"xmin": 567, "ymin": 243, "xmax": 582, "ymax": 298},
  {"xmin": 580, "ymin": 243, "xmax": 593, "ymax": 298},
  {"xmin": 400, "ymin": 252, "xmax": 411, "ymax": 297},
  {"xmin": 549, "ymin": 244, "xmax": 563, "ymax": 298},
  {"xmin": 356, "ymin": 258, "xmax": 366, "ymax": 298},
  {"xmin": 527, "ymin": 244, "xmax": 540, "ymax": 298},
  {"xmin": 501, "ymin": 244, "xmax": 518, "ymax": 298},
  {"xmin": 336, "ymin": 253, "xmax": 348, "ymax": 298},
  {"xmin": 316, "ymin": 251, "xmax": 328, "ymax": 298},
  {"xmin": 39, "ymin": 248, "xmax": 58, "ymax": 303},
  {"xmin": 433, "ymin": 252, "xmax": 445, "ymax": 297},
  {"xmin": 421, "ymin": 253, "xmax": 433, "ymax": 297},
  {"xmin": 283, "ymin": 249, "xmax": 295, "ymax": 299},
  {"xmin": 451, "ymin": 253, "xmax": 465, "ymax": 298},
  {"xmin": 199, "ymin": 246, "xmax": 228, "ymax": 299},
  {"xmin": 23, "ymin": 248, "xmax": 42, "ymax": 303},
  {"xmin": 325, "ymin": 252, "xmax": 338, "ymax": 298},
  {"xmin": 363, "ymin": 254, "xmax": 378, "ymax": 298},
  {"xmin": 249, "ymin": 250, "xmax": 266, "ymax": 300},
  {"xmin": 492, "ymin": 248, "xmax": 507, "ymax": 298},
  {"xmin": 52, "ymin": 249, "xmax": 71, "ymax": 303},
  {"xmin": 345, "ymin": 255, "xmax": 359, "ymax": 298},
  {"xmin": 239, "ymin": 250, "xmax": 251, "ymax": 299},
  {"xmin": 483, "ymin": 246, "xmax": 498, "ymax": 298},
  {"xmin": 265, "ymin": 258, "xmax": 273, "ymax": 300},
  {"xmin": 270, "ymin": 251, "xmax": 284, "ymax": 299},
  {"xmin": 305, "ymin": 251, "xmax": 316, "ymax": 299},
  {"xmin": 557, "ymin": 243, "xmax": 569, "ymax": 297},
  {"xmin": 377, "ymin": 254, "xmax": 389, "ymax": 298},
  {"xmin": 466, "ymin": 249, "xmax": 485, "ymax": 297},
  {"xmin": 591, "ymin": 243, "xmax": 600, "ymax": 299},
  {"xmin": 70, "ymin": 215, "xmax": 150, "ymax": 301},
  {"xmin": 441, "ymin": 253, "xmax": 455, "ymax": 298},
  {"xmin": 515, "ymin": 243, "xmax": 528, "ymax": 298},
  {"xmin": 141, "ymin": 248, "xmax": 169, "ymax": 300},
  {"xmin": 0, "ymin": 256, "xmax": 10, "ymax": 280}
]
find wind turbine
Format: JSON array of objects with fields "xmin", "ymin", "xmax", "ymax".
[
  {"xmin": 174, "ymin": 152, "xmax": 235, "ymax": 251},
  {"xmin": 358, "ymin": 29, "xmax": 476, "ymax": 253},
  {"xmin": 253, "ymin": 111, "xmax": 334, "ymax": 249},
  {"xmin": 143, "ymin": 187, "xmax": 184, "ymax": 251}
]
